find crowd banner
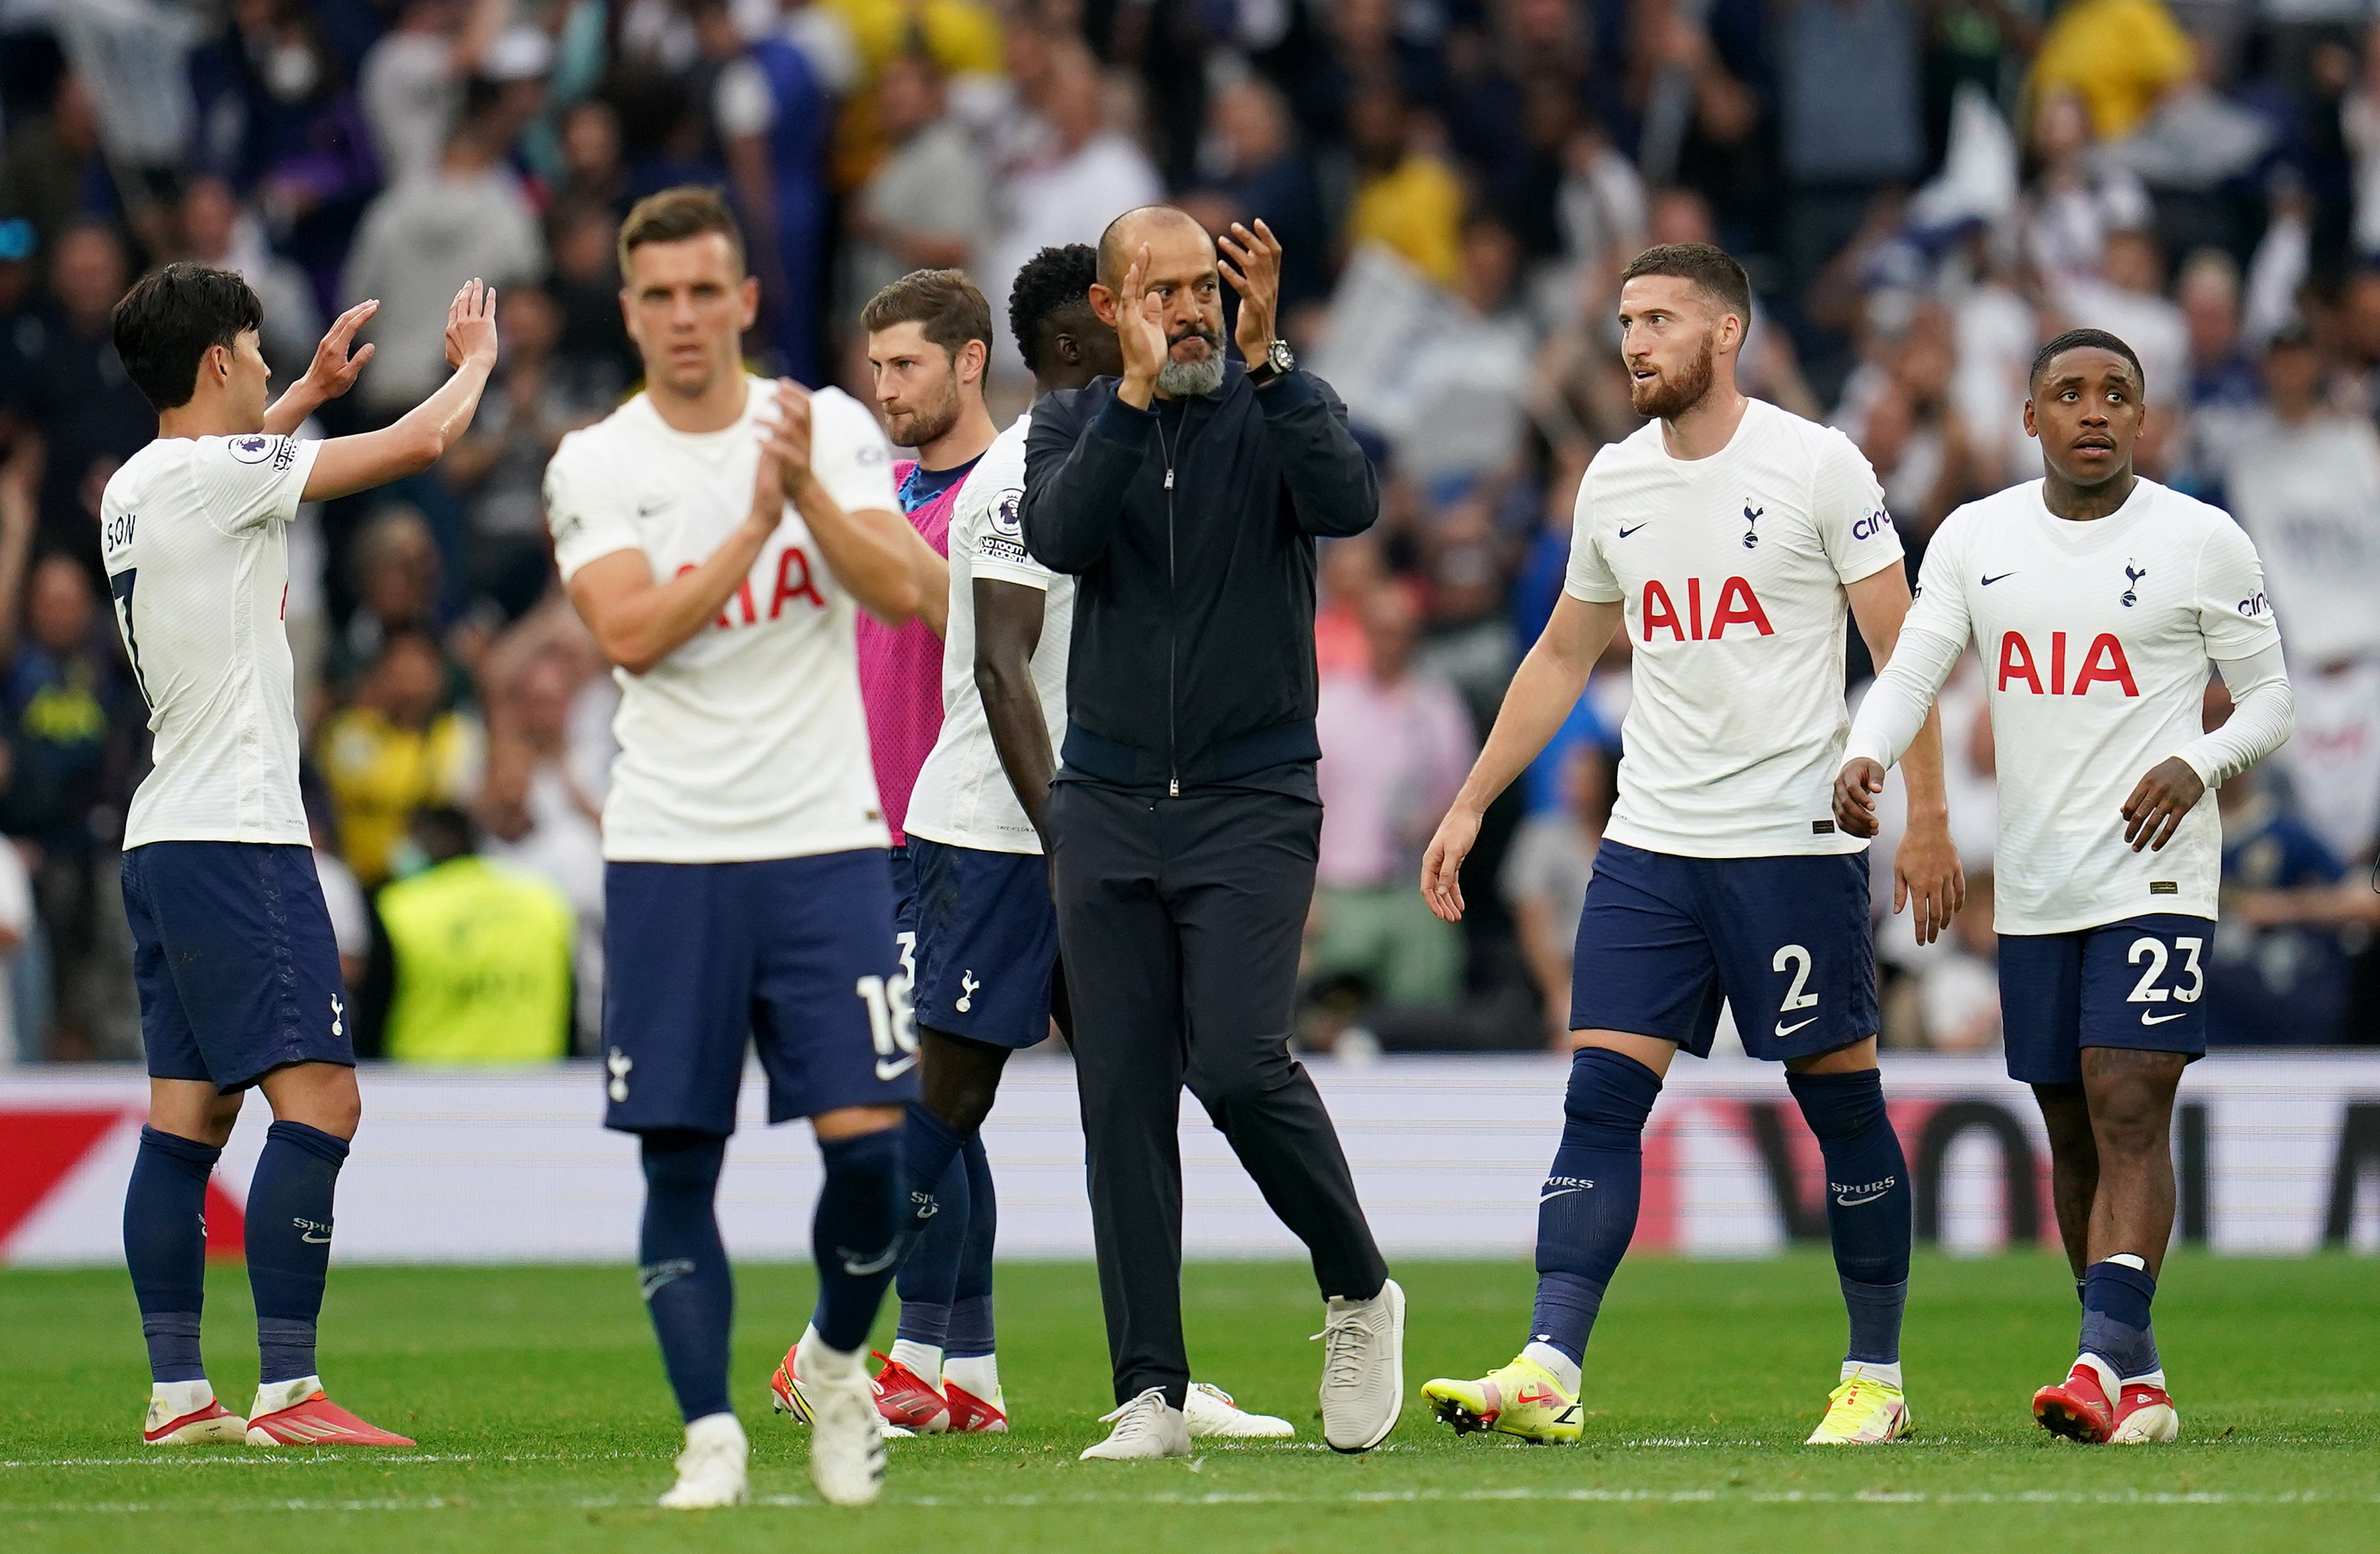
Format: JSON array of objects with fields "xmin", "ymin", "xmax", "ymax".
[{"xmin": 5, "ymin": 1054, "xmax": 2377, "ymax": 1265}]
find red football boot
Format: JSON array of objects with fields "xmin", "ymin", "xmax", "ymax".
[
  {"xmin": 2109, "ymin": 1376, "xmax": 2180, "ymax": 1444},
  {"xmin": 869, "ymin": 1353, "xmax": 951, "ymax": 1435},
  {"xmin": 2032, "ymin": 1361, "xmax": 2116, "ymax": 1443},
  {"xmin": 244, "ymin": 1390, "xmax": 415, "ymax": 1447},
  {"xmin": 943, "ymin": 1379, "xmax": 1009, "ymax": 1433}
]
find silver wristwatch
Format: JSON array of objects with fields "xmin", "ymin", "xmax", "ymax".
[{"xmin": 1246, "ymin": 338, "xmax": 1294, "ymax": 387}]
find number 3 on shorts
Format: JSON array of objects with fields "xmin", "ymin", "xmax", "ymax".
[{"xmin": 2126, "ymin": 935, "xmax": 2205, "ymax": 1009}]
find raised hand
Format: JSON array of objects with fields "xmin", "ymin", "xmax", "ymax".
[
  {"xmin": 1217, "ymin": 219, "xmax": 1282, "ymax": 364},
  {"xmin": 2120, "ymin": 756, "xmax": 2206, "ymax": 853},
  {"xmin": 1114, "ymin": 244, "xmax": 1169, "ymax": 405},
  {"xmin": 445, "ymin": 278, "xmax": 498, "ymax": 371},
  {"xmin": 301, "ymin": 300, "xmax": 378, "ymax": 401}
]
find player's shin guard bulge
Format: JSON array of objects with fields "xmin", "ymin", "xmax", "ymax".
[
  {"xmin": 813, "ymin": 1128, "xmax": 904, "ymax": 1352},
  {"xmin": 1787, "ymin": 1068, "xmax": 1912, "ymax": 1379}
]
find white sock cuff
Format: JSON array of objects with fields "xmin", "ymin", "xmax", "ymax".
[
  {"xmin": 1522, "ymin": 1340, "xmax": 1582, "ymax": 1394},
  {"xmin": 2103, "ymin": 1253, "xmax": 2148, "ymax": 1273},
  {"xmin": 1841, "ymin": 1359, "xmax": 1903, "ymax": 1390}
]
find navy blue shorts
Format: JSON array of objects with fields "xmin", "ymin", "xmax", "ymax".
[
  {"xmin": 1997, "ymin": 914, "xmax": 2211, "ymax": 1086},
  {"xmin": 1569, "ymin": 839, "xmax": 1877, "ymax": 1062},
  {"xmin": 908, "ymin": 835, "xmax": 1057, "ymax": 1049},
  {"xmin": 601, "ymin": 849, "xmax": 918, "ymax": 1134},
  {"xmin": 123, "ymin": 841, "xmax": 353, "ymax": 1093}
]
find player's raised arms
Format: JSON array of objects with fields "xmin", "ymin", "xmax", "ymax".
[{"xmin": 301, "ymin": 280, "xmax": 499, "ymax": 502}]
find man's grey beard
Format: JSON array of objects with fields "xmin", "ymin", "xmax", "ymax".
[{"xmin": 1157, "ymin": 349, "xmax": 1225, "ymax": 398}]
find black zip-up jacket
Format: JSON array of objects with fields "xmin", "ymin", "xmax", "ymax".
[{"xmin": 1019, "ymin": 363, "xmax": 1378, "ymax": 794}]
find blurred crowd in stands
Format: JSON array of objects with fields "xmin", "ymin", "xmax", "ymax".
[{"xmin": 0, "ymin": 0, "xmax": 2376, "ymax": 1067}]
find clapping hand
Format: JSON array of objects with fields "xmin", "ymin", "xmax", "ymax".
[
  {"xmin": 760, "ymin": 380, "xmax": 814, "ymax": 508},
  {"xmin": 1217, "ymin": 220, "xmax": 1282, "ymax": 364},
  {"xmin": 1113, "ymin": 244, "xmax": 1169, "ymax": 406},
  {"xmin": 444, "ymin": 278, "xmax": 498, "ymax": 371},
  {"xmin": 300, "ymin": 300, "xmax": 378, "ymax": 403}
]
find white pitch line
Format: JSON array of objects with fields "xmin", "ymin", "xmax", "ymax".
[{"xmin": 13, "ymin": 1486, "xmax": 2375, "ymax": 1515}]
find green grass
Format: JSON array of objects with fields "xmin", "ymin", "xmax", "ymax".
[{"xmin": 3, "ymin": 1254, "xmax": 2375, "ymax": 1552}]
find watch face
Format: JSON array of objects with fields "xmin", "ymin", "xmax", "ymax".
[{"xmin": 1268, "ymin": 340, "xmax": 1294, "ymax": 374}]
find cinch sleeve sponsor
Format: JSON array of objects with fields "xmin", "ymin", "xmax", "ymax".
[
  {"xmin": 2196, "ymin": 518, "xmax": 2283, "ymax": 662},
  {"xmin": 1811, "ymin": 430, "xmax": 1903, "ymax": 585},
  {"xmin": 197, "ymin": 435, "xmax": 319, "ymax": 537},
  {"xmin": 809, "ymin": 389, "xmax": 901, "ymax": 516}
]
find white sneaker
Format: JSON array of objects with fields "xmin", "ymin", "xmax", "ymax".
[
  {"xmin": 1316, "ymin": 1277, "xmax": 1404, "ymax": 1453},
  {"xmin": 658, "ymin": 1413, "xmax": 748, "ymax": 1509},
  {"xmin": 800, "ymin": 1332, "xmax": 887, "ymax": 1507},
  {"xmin": 1183, "ymin": 1381, "xmax": 1294, "ymax": 1440},
  {"xmin": 1078, "ymin": 1387, "xmax": 1192, "ymax": 1460}
]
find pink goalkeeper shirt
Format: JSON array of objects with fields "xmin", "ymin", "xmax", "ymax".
[{"xmin": 856, "ymin": 455, "xmax": 966, "ymax": 843}]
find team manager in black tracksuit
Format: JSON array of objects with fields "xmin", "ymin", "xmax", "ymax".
[{"xmin": 1021, "ymin": 207, "xmax": 1403, "ymax": 1457}]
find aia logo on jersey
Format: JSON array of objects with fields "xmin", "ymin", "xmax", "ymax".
[
  {"xmin": 675, "ymin": 545, "xmax": 826, "ymax": 630},
  {"xmin": 1640, "ymin": 577, "xmax": 1773, "ymax": 642},
  {"xmin": 1997, "ymin": 630, "xmax": 2138, "ymax": 697}
]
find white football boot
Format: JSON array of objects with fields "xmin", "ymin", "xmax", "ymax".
[
  {"xmin": 1183, "ymin": 1381, "xmax": 1294, "ymax": 1440},
  {"xmin": 1316, "ymin": 1277, "xmax": 1405, "ymax": 1452},
  {"xmin": 1079, "ymin": 1387, "xmax": 1192, "ymax": 1460},
  {"xmin": 658, "ymin": 1412, "xmax": 749, "ymax": 1509},
  {"xmin": 143, "ymin": 1381, "xmax": 247, "ymax": 1444},
  {"xmin": 799, "ymin": 1330, "xmax": 887, "ymax": 1507}
]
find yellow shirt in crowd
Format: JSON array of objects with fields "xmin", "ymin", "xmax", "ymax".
[
  {"xmin": 379, "ymin": 855, "xmax": 575, "ymax": 1066},
  {"xmin": 317, "ymin": 709, "xmax": 479, "ymax": 888},
  {"xmin": 1347, "ymin": 153, "xmax": 1466, "ymax": 289},
  {"xmin": 822, "ymin": 0, "xmax": 1005, "ymax": 192},
  {"xmin": 2028, "ymin": 0, "xmax": 2195, "ymax": 141}
]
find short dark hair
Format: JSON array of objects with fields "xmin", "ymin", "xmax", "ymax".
[
  {"xmin": 1621, "ymin": 242, "xmax": 1753, "ymax": 327},
  {"xmin": 2029, "ymin": 327, "xmax": 2146, "ymax": 396},
  {"xmin": 411, "ymin": 802, "xmax": 478, "ymax": 863},
  {"xmin": 859, "ymin": 268, "xmax": 993, "ymax": 358},
  {"xmin": 617, "ymin": 186, "xmax": 745, "ymax": 277},
  {"xmin": 111, "ymin": 262, "xmax": 263, "ymax": 411},
  {"xmin": 1008, "ymin": 244, "xmax": 1100, "ymax": 374}
]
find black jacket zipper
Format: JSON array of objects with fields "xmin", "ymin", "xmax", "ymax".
[{"xmin": 1159, "ymin": 405, "xmax": 1180, "ymax": 796}]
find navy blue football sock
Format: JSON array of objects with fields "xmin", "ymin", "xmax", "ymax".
[
  {"xmin": 244, "ymin": 1121, "xmax": 348, "ymax": 1385},
  {"xmin": 949, "ymin": 1135, "xmax": 996, "ymax": 1357},
  {"xmin": 124, "ymin": 1126, "xmax": 218, "ymax": 1383},
  {"xmin": 813, "ymin": 1128, "xmax": 903, "ymax": 1353},
  {"xmin": 893, "ymin": 1149, "xmax": 968, "ymax": 1346},
  {"xmin": 638, "ymin": 1130, "xmax": 733, "ymax": 1422},
  {"xmin": 1789, "ymin": 1068, "xmax": 1911, "ymax": 1366},
  {"xmin": 2080, "ymin": 1259, "xmax": 2159, "ymax": 1379},
  {"xmin": 1530, "ymin": 1048, "xmax": 1662, "ymax": 1365},
  {"xmin": 897, "ymin": 1102, "xmax": 967, "ymax": 1253}
]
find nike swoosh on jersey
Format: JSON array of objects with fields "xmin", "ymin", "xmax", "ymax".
[
  {"xmin": 2139, "ymin": 1009, "xmax": 2188, "ymax": 1026},
  {"xmin": 1775, "ymin": 1015, "xmax": 1819, "ymax": 1038},
  {"xmin": 1980, "ymin": 572, "xmax": 2016, "ymax": 585},
  {"xmin": 875, "ymin": 1054, "xmax": 919, "ymax": 1081},
  {"xmin": 1617, "ymin": 524, "xmax": 1649, "ymax": 538}
]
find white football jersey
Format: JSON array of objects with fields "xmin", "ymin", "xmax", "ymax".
[
  {"xmin": 102, "ymin": 431, "xmax": 322, "ymax": 849},
  {"xmin": 905, "ymin": 412, "xmax": 1072, "ymax": 855},
  {"xmin": 544, "ymin": 377, "xmax": 899, "ymax": 863},
  {"xmin": 1564, "ymin": 398, "xmax": 1904, "ymax": 857},
  {"xmin": 1884, "ymin": 478, "xmax": 2280, "ymax": 934}
]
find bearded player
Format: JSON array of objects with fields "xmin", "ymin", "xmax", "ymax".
[
  {"xmin": 543, "ymin": 188, "xmax": 944, "ymax": 1509},
  {"xmin": 1416, "ymin": 242, "xmax": 1963, "ymax": 1447},
  {"xmin": 1840, "ymin": 328, "xmax": 2292, "ymax": 1445}
]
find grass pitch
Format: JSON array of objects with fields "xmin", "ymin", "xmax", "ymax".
[{"xmin": 3, "ymin": 1252, "xmax": 2374, "ymax": 1553}]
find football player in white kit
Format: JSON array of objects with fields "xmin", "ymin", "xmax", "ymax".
[
  {"xmin": 104, "ymin": 263, "xmax": 496, "ymax": 1450},
  {"xmin": 1839, "ymin": 328, "xmax": 2294, "ymax": 1445},
  {"xmin": 542, "ymin": 188, "xmax": 945, "ymax": 1508},
  {"xmin": 1416, "ymin": 242, "xmax": 1963, "ymax": 1447}
]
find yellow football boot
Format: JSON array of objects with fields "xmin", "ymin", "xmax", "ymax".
[
  {"xmin": 1804, "ymin": 1368, "xmax": 1911, "ymax": 1444},
  {"xmin": 1420, "ymin": 1354, "xmax": 1582, "ymax": 1444}
]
